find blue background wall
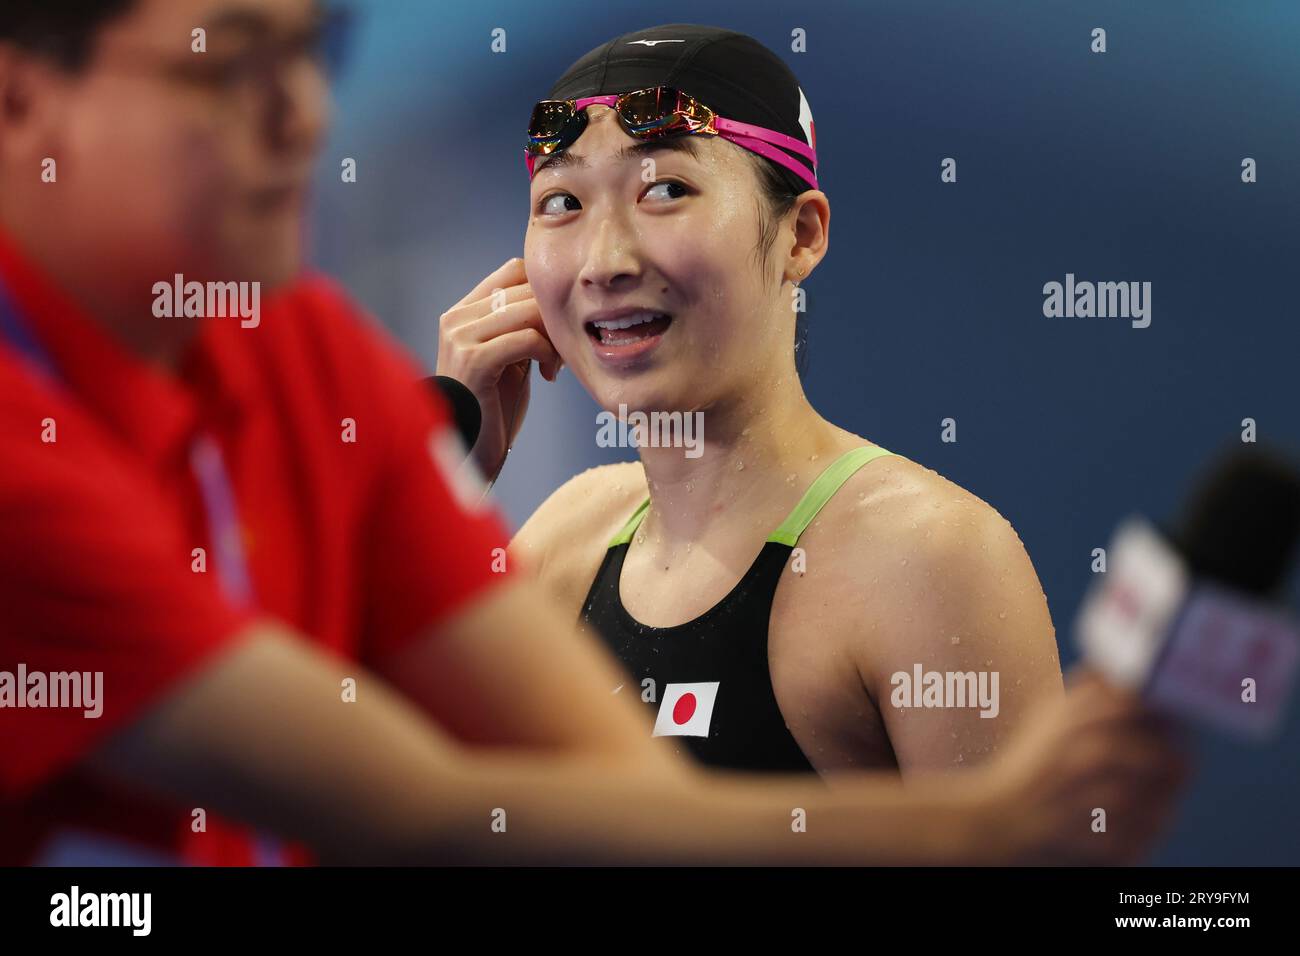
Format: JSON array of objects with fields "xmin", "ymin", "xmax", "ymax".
[{"xmin": 311, "ymin": 0, "xmax": 1300, "ymax": 865}]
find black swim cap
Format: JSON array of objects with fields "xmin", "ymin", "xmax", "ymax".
[{"xmin": 543, "ymin": 23, "xmax": 819, "ymax": 194}]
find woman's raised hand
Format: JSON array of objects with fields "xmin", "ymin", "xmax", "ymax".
[{"xmin": 435, "ymin": 258, "xmax": 563, "ymax": 480}]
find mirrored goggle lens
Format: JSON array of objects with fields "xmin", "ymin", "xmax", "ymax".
[
  {"xmin": 527, "ymin": 101, "xmax": 577, "ymax": 153},
  {"xmin": 619, "ymin": 87, "xmax": 710, "ymax": 135}
]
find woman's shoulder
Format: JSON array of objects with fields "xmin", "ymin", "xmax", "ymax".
[
  {"xmin": 799, "ymin": 442, "xmax": 1040, "ymax": 627},
  {"xmin": 821, "ymin": 446, "xmax": 1020, "ymax": 557},
  {"xmin": 509, "ymin": 460, "xmax": 649, "ymax": 609},
  {"xmin": 790, "ymin": 442, "xmax": 1058, "ymax": 711}
]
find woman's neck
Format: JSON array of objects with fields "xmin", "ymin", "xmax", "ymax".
[{"xmin": 635, "ymin": 375, "xmax": 845, "ymax": 545}]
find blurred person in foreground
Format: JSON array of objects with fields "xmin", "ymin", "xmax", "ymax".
[{"xmin": 0, "ymin": 0, "xmax": 1186, "ymax": 865}]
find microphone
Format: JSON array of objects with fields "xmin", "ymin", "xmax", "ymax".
[
  {"xmin": 1170, "ymin": 448, "xmax": 1300, "ymax": 597},
  {"xmin": 423, "ymin": 375, "xmax": 482, "ymax": 453},
  {"xmin": 1077, "ymin": 444, "xmax": 1300, "ymax": 738}
]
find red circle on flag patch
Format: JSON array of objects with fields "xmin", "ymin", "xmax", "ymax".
[{"xmin": 673, "ymin": 693, "xmax": 697, "ymax": 725}]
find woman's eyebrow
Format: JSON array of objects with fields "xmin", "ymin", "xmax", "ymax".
[
  {"xmin": 618, "ymin": 138, "xmax": 702, "ymax": 163},
  {"xmin": 535, "ymin": 137, "xmax": 701, "ymax": 175}
]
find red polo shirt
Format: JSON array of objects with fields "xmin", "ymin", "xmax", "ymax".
[{"xmin": 0, "ymin": 229, "xmax": 513, "ymax": 865}]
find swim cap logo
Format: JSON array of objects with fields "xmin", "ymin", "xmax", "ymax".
[
  {"xmin": 627, "ymin": 39, "xmax": 685, "ymax": 47},
  {"xmin": 797, "ymin": 86, "xmax": 816, "ymax": 152}
]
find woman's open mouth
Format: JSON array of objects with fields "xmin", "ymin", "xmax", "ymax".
[{"xmin": 585, "ymin": 311, "xmax": 673, "ymax": 364}]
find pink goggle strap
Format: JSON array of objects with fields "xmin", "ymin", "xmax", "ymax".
[
  {"xmin": 714, "ymin": 125, "xmax": 818, "ymax": 191},
  {"xmin": 525, "ymin": 96, "xmax": 819, "ymax": 191}
]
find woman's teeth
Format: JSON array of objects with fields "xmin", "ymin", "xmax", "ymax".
[
  {"xmin": 592, "ymin": 312, "xmax": 664, "ymax": 331},
  {"xmin": 588, "ymin": 312, "xmax": 673, "ymax": 345}
]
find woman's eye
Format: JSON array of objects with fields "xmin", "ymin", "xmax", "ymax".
[
  {"xmin": 643, "ymin": 180, "xmax": 690, "ymax": 202},
  {"xmin": 538, "ymin": 192, "xmax": 580, "ymax": 216},
  {"xmin": 535, "ymin": 181, "xmax": 689, "ymax": 217}
]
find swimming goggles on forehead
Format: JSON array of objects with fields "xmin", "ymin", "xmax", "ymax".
[{"xmin": 524, "ymin": 85, "xmax": 818, "ymax": 191}]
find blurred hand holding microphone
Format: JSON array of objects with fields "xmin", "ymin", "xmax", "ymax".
[{"xmin": 1079, "ymin": 444, "xmax": 1300, "ymax": 738}]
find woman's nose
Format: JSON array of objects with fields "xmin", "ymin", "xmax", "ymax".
[{"xmin": 578, "ymin": 215, "xmax": 643, "ymax": 290}]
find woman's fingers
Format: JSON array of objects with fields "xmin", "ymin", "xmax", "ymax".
[
  {"xmin": 455, "ymin": 294, "xmax": 547, "ymax": 345},
  {"xmin": 476, "ymin": 328, "xmax": 563, "ymax": 381},
  {"xmin": 449, "ymin": 257, "xmax": 528, "ymax": 311},
  {"xmin": 441, "ymin": 280, "xmax": 535, "ymax": 336},
  {"xmin": 437, "ymin": 275, "xmax": 562, "ymax": 383},
  {"xmin": 432, "ymin": 258, "xmax": 562, "ymax": 480},
  {"xmin": 460, "ymin": 291, "xmax": 564, "ymax": 378}
]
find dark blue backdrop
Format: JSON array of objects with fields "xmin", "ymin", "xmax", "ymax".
[{"xmin": 313, "ymin": 0, "xmax": 1300, "ymax": 865}]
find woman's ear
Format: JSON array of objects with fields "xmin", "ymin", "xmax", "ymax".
[{"xmin": 786, "ymin": 190, "xmax": 829, "ymax": 282}]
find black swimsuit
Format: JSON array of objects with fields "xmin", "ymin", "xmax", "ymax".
[{"xmin": 580, "ymin": 445, "xmax": 897, "ymax": 773}]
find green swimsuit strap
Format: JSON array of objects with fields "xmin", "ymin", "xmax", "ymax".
[
  {"xmin": 609, "ymin": 496, "xmax": 652, "ymax": 547},
  {"xmin": 767, "ymin": 445, "xmax": 896, "ymax": 546},
  {"xmin": 607, "ymin": 445, "xmax": 897, "ymax": 549}
]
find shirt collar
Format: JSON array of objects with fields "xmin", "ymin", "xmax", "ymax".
[{"xmin": 0, "ymin": 228, "xmax": 260, "ymax": 467}]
